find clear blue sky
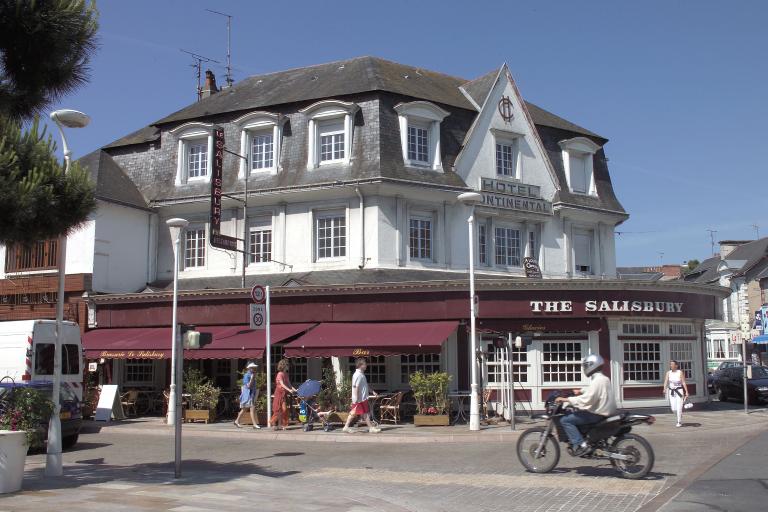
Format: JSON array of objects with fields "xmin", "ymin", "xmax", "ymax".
[{"xmin": 50, "ymin": 0, "xmax": 766, "ymax": 267}]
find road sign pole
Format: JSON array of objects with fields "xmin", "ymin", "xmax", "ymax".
[{"xmin": 265, "ymin": 285, "xmax": 272, "ymax": 425}]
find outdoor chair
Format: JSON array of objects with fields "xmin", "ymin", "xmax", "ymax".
[
  {"xmin": 121, "ymin": 390, "xmax": 139, "ymax": 417},
  {"xmin": 481, "ymin": 389, "xmax": 493, "ymax": 419},
  {"xmin": 378, "ymin": 391, "xmax": 404, "ymax": 424}
]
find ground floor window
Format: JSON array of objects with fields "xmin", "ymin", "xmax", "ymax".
[
  {"xmin": 271, "ymin": 345, "xmax": 307, "ymax": 385},
  {"xmin": 400, "ymin": 354, "xmax": 441, "ymax": 384},
  {"xmin": 484, "ymin": 338, "xmax": 528, "ymax": 385},
  {"xmin": 669, "ymin": 341, "xmax": 694, "ymax": 379},
  {"xmin": 348, "ymin": 356, "xmax": 387, "ymax": 387},
  {"xmin": 541, "ymin": 341, "xmax": 584, "ymax": 383},
  {"xmin": 124, "ymin": 359, "xmax": 154, "ymax": 385},
  {"xmin": 622, "ymin": 342, "xmax": 662, "ymax": 382}
]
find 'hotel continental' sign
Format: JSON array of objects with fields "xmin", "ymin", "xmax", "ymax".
[{"xmin": 479, "ymin": 178, "xmax": 552, "ymax": 214}]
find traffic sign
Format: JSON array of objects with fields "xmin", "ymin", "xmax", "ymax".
[
  {"xmin": 251, "ymin": 284, "xmax": 266, "ymax": 304},
  {"xmin": 250, "ymin": 303, "xmax": 266, "ymax": 330}
]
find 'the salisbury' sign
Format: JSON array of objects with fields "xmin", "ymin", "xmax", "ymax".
[{"xmin": 530, "ymin": 300, "xmax": 685, "ymax": 314}]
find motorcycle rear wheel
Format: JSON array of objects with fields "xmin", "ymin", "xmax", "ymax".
[
  {"xmin": 516, "ymin": 427, "xmax": 560, "ymax": 473},
  {"xmin": 610, "ymin": 434, "xmax": 654, "ymax": 479}
]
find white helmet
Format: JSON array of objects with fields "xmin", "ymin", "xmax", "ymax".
[{"xmin": 582, "ymin": 354, "xmax": 604, "ymax": 377}]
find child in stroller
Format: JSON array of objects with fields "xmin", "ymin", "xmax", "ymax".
[{"xmin": 296, "ymin": 379, "xmax": 334, "ymax": 432}]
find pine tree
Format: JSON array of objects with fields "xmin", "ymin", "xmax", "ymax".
[{"xmin": 0, "ymin": 0, "xmax": 99, "ymax": 243}]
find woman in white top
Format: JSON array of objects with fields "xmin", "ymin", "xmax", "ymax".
[{"xmin": 663, "ymin": 360, "xmax": 689, "ymax": 427}]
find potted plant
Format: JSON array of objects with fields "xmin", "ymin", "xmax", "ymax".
[
  {"xmin": 183, "ymin": 369, "xmax": 220, "ymax": 424},
  {"xmin": 0, "ymin": 386, "xmax": 54, "ymax": 493},
  {"xmin": 410, "ymin": 371, "xmax": 451, "ymax": 426},
  {"xmin": 318, "ymin": 366, "xmax": 351, "ymax": 423}
]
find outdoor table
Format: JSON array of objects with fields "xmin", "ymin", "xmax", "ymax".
[{"xmin": 448, "ymin": 392, "xmax": 472, "ymax": 424}]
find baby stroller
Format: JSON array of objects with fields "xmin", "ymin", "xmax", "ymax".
[{"xmin": 296, "ymin": 379, "xmax": 333, "ymax": 432}]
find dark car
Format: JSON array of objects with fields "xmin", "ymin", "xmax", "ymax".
[
  {"xmin": 707, "ymin": 360, "xmax": 742, "ymax": 394},
  {"xmin": 712, "ymin": 365, "xmax": 768, "ymax": 405}
]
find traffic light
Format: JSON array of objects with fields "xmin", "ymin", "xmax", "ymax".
[{"xmin": 180, "ymin": 324, "xmax": 213, "ymax": 349}]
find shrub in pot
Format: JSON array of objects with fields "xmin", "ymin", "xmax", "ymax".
[
  {"xmin": 0, "ymin": 387, "xmax": 54, "ymax": 493},
  {"xmin": 410, "ymin": 371, "xmax": 452, "ymax": 426},
  {"xmin": 183, "ymin": 369, "xmax": 220, "ymax": 423}
]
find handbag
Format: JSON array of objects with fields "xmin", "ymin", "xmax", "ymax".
[{"xmin": 683, "ymin": 397, "xmax": 693, "ymax": 409}]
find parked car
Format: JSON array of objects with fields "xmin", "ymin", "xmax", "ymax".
[
  {"xmin": 711, "ymin": 365, "xmax": 768, "ymax": 405},
  {"xmin": 707, "ymin": 360, "xmax": 742, "ymax": 394}
]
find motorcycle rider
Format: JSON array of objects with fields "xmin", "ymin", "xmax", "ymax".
[{"xmin": 555, "ymin": 354, "xmax": 618, "ymax": 456}]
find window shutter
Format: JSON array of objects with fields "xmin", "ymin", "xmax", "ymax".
[
  {"xmin": 569, "ymin": 154, "xmax": 588, "ymax": 193},
  {"xmin": 574, "ymin": 232, "xmax": 592, "ymax": 272}
]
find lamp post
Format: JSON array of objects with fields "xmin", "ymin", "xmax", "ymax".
[
  {"xmin": 458, "ymin": 191, "xmax": 483, "ymax": 431},
  {"xmin": 46, "ymin": 109, "xmax": 90, "ymax": 477},
  {"xmin": 166, "ymin": 218, "xmax": 188, "ymax": 478}
]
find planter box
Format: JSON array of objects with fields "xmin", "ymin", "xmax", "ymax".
[
  {"xmin": 327, "ymin": 411, "xmax": 349, "ymax": 424},
  {"xmin": 183, "ymin": 409, "xmax": 215, "ymax": 424},
  {"xmin": 414, "ymin": 414, "xmax": 450, "ymax": 426},
  {"xmin": 0, "ymin": 430, "xmax": 28, "ymax": 494},
  {"xmin": 238, "ymin": 411, "xmax": 267, "ymax": 426}
]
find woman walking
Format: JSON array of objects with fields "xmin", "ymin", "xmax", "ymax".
[
  {"xmin": 663, "ymin": 360, "xmax": 689, "ymax": 427},
  {"xmin": 235, "ymin": 362, "xmax": 261, "ymax": 429},
  {"xmin": 269, "ymin": 359, "xmax": 297, "ymax": 430}
]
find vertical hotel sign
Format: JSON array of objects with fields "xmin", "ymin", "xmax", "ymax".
[{"xmin": 209, "ymin": 125, "xmax": 238, "ymax": 251}]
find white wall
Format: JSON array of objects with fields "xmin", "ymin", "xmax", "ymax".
[{"xmin": 92, "ymin": 202, "xmax": 153, "ymax": 293}]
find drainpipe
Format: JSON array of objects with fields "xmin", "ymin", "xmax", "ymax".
[{"xmin": 356, "ymin": 185, "xmax": 366, "ymax": 269}]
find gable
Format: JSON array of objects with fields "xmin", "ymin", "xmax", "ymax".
[{"xmin": 454, "ymin": 65, "xmax": 559, "ymax": 208}]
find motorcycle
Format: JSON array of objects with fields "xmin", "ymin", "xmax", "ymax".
[{"xmin": 516, "ymin": 391, "xmax": 656, "ymax": 479}]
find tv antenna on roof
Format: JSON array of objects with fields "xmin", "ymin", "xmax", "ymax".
[
  {"xmin": 180, "ymin": 49, "xmax": 220, "ymax": 101},
  {"xmin": 752, "ymin": 224, "xmax": 760, "ymax": 239},
  {"xmin": 205, "ymin": 8, "xmax": 234, "ymax": 88},
  {"xmin": 706, "ymin": 228, "xmax": 718, "ymax": 256}
]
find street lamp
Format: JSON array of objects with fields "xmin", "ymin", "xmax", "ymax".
[
  {"xmin": 458, "ymin": 191, "xmax": 483, "ymax": 431},
  {"xmin": 45, "ymin": 109, "xmax": 90, "ymax": 477},
  {"xmin": 166, "ymin": 217, "xmax": 188, "ymax": 478}
]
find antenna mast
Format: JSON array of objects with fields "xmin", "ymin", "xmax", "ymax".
[
  {"xmin": 752, "ymin": 224, "xmax": 760, "ymax": 239},
  {"xmin": 180, "ymin": 49, "xmax": 220, "ymax": 101},
  {"xmin": 206, "ymin": 8, "xmax": 234, "ymax": 87},
  {"xmin": 706, "ymin": 228, "xmax": 718, "ymax": 257}
]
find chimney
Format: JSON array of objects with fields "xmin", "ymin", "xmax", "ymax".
[
  {"xmin": 201, "ymin": 70, "xmax": 218, "ymax": 99},
  {"xmin": 719, "ymin": 240, "xmax": 751, "ymax": 259}
]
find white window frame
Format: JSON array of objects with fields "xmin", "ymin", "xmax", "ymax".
[
  {"xmin": 394, "ymin": 101, "xmax": 449, "ymax": 171},
  {"xmin": 314, "ymin": 210, "xmax": 347, "ymax": 262},
  {"xmin": 622, "ymin": 341, "xmax": 663, "ymax": 384},
  {"xmin": 491, "ymin": 130, "xmax": 524, "ymax": 180},
  {"xmin": 541, "ymin": 340, "xmax": 587, "ymax": 385},
  {"xmin": 233, "ymin": 111, "xmax": 286, "ymax": 177},
  {"xmin": 318, "ymin": 119, "xmax": 346, "ymax": 164},
  {"xmin": 408, "ymin": 214, "xmax": 434, "ymax": 262},
  {"xmin": 400, "ymin": 353, "xmax": 441, "ymax": 384},
  {"xmin": 183, "ymin": 225, "xmax": 207, "ymax": 270},
  {"xmin": 559, "ymin": 137, "xmax": 601, "ymax": 196},
  {"xmin": 299, "ymin": 100, "xmax": 359, "ymax": 169},
  {"xmin": 494, "ymin": 224, "xmax": 522, "ymax": 268},
  {"xmin": 124, "ymin": 359, "xmax": 155, "ymax": 386},
  {"xmin": 482, "ymin": 336, "xmax": 529, "ymax": 387},
  {"xmin": 478, "ymin": 222, "xmax": 488, "ymax": 266},
  {"xmin": 573, "ymin": 228, "xmax": 594, "ymax": 276},
  {"xmin": 248, "ymin": 217, "xmax": 273, "ymax": 266},
  {"xmin": 171, "ymin": 122, "xmax": 214, "ymax": 186},
  {"xmin": 348, "ymin": 356, "xmax": 387, "ymax": 388}
]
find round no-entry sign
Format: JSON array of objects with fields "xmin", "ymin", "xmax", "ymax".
[{"xmin": 251, "ymin": 284, "xmax": 266, "ymax": 304}]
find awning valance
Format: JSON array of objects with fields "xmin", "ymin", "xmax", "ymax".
[
  {"xmin": 283, "ymin": 321, "xmax": 458, "ymax": 358},
  {"xmin": 752, "ymin": 334, "xmax": 768, "ymax": 345},
  {"xmin": 84, "ymin": 323, "xmax": 316, "ymax": 360}
]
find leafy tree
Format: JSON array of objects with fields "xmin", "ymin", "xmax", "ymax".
[
  {"xmin": 683, "ymin": 259, "xmax": 701, "ymax": 274},
  {"xmin": 0, "ymin": 0, "xmax": 99, "ymax": 244}
]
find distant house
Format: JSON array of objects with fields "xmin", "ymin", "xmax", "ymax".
[
  {"xmin": 617, "ymin": 265, "xmax": 683, "ymax": 282},
  {"xmin": 684, "ymin": 239, "xmax": 768, "ymax": 368}
]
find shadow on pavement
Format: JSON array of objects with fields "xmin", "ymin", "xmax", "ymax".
[
  {"xmin": 22, "ymin": 458, "xmax": 300, "ymax": 492},
  {"xmin": 544, "ymin": 464, "xmax": 675, "ymax": 481},
  {"xmin": 64, "ymin": 442, "xmax": 112, "ymax": 452}
]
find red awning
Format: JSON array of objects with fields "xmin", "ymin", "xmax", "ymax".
[
  {"xmin": 83, "ymin": 323, "xmax": 316, "ymax": 360},
  {"xmin": 283, "ymin": 321, "xmax": 459, "ymax": 358}
]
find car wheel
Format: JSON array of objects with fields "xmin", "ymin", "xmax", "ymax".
[{"xmin": 718, "ymin": 387, "xmax": 728, "ymax": 402}]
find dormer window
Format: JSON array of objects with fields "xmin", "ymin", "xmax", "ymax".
[
  {"xmin": 394, "ymin": 101, "xmax": 449, "ymax": 171},
  {"xmin": 170, "ymin": 122, "xmax": 213, "ymax": 185},
  {"xmin": 558, "ymin": 137, "xmax": 602, "ymax": 196},
  {"xmin": 233, "ymin": 111, "xmax": 286, "ymax": 177},
  {"xmin": 299, "ymin": 100, "xmax": 359, "ymax": 169}
]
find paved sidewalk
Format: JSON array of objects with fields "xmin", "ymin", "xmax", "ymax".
[{"xmin": 1, "ymin": 403, "xmax": 766, "ymax": 512}]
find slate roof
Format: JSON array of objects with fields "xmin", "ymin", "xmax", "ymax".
[
  {"xmin": 77, "ymin": 150, "xmax": 149, "ymax": 210},
  {"xmin": 616, "ymin": 267, "xmax": 664, "ymax": 281},
  {"xmin": 726, "ymin": 238, "xmax": 768, "ymax": 279},
  {"xmin": 143, "ymin": 268, "xmax": 521, "ymax": 293},
  {"xmin": 683, "ymin": 256, "xmax": 721, "ymax": 284},
  {"xmin": 102, "ymin": 125, "xmax": 159, "ymax": 149}
]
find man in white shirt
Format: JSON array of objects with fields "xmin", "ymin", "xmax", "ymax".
[
  {"xmin": 555, "ymin": 354, "xmax": 618, "ymax": 456},
  {"xmin": 343, "ymin": 358, "xmax": 380, "ymax": 433}
]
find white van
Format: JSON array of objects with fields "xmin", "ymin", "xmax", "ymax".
[{"xmin": 0, "ymin": 320, "xmax": 83, "ymax": 448}]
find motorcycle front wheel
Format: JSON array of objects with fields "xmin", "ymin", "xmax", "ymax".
[
  {"xmin": 516, "ymin": 427, "xmax": 560, "ymax": 473},
  {"xmin": 610, "ymin": 434, "xmax": 654, "ymax": 479}
]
